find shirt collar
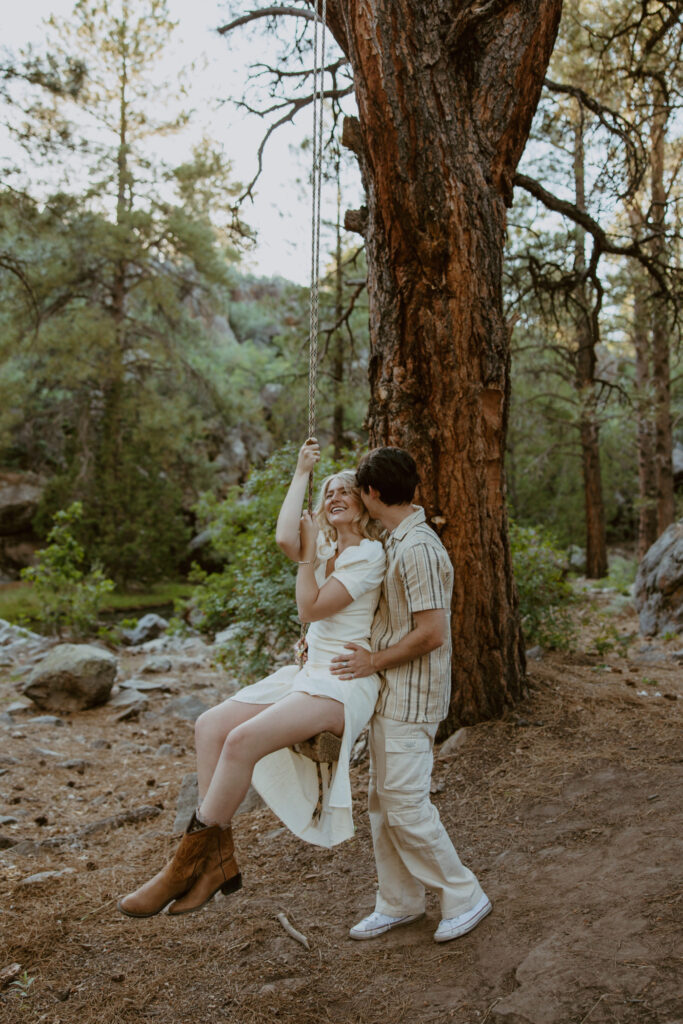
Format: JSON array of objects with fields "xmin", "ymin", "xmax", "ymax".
[{"xmin": 386, "ymin": 505, "xmax": 426, "ymax": 544}]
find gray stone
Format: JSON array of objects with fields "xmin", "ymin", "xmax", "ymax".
[
  {"xmin": 671, "ymin": 649, "xmax": 683, "ymax": 662},
  {"xmin": 154, "ymin": 743, "xmax": 176, "ymax": 757},
  {"xmin": 526, "ymin": 645, "xmax": 544, "ymax": 661},
  {"xmin": 566, "ymin": 545, "xmax": 586, "ymax": 573},
  {"xmin": 19, "ymin": 868, "xmax": 76, "ymax": 886},
  {"xmin": 0, "ymin": 814, "xmax": 19, "ymax": 825},
  {"xmin": 141, "ymin": 656, "xmax": 173, "ymax": 674},
  {"xmin": 120, "ymin": 614, "xmax": 169, "ymax": 646},
  {"xmin": 438, "ymin": 728, "xmax": 472, "ymax": 759},
  {"xmin": 172, "ymin": 771, "xmax": 263, "ymax": 834},
  {"xmin": 173, "ymin": 771, "xmax": 199, "ymax": 834},
  {"xmin": 22, "ymin": 644, "xmax": 117, "ymax": 711},
  {"xmin": 119, "ymin": 676, "xmax": 172, "ymax": 692},
  {"xmin": 57, "ymin": 759, "xmax": 89, "ymax": 772},
  {"xmin": 163, "ymin": 695, "xmax": 209, "ymax": 722},
  {"xmin": 109, "ymin": 688, "xmax": 149, "ymax": 708},
  {"xmin": 32, "ymin": 746, "xmax": 62, "ymax": 758},
  {"xmin": 634, "ymin": 521, "xmax": 683, "ymax": 635},
  {"xmin": 5, "ymin": 700, "xmax": 32, "ymax": 714},
  {"xmin": 24, "ymin": 715, "xmax": 66, "ymax": 728}
]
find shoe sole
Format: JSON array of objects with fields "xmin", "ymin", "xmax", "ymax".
[
  {"xmin": 167, "ymin": 872, "xmax": 243, "ymax": 917},
  {"xmin": 349, "ymin": 912, "xmax": 424, "ymax": 940},
  {"xmin": 433, "ymin": 899, "xmax": 492, "ymax": 942}
]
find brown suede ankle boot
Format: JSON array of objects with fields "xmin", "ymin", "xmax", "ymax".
[
  {"xmin": 117, "ymin": 814, "xmax": 227, "ymax": 918},
  {"xmin": 167, "ymin": 822, "xmax": 240, "ymax": 916}
]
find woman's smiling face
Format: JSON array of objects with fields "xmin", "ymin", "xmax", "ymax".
[{"xmin": 323, "ymin": 476, "xmax": 362, "ymax": 528}]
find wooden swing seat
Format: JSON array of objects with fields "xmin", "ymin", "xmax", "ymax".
[{"xmin": 292, "ymin": 730, "xmax": 341, "ymax": 763}]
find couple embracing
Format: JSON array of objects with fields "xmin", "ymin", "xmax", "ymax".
[{"xmin": 119, "ymin": 442, "xmax": 491, "ymax": 943}]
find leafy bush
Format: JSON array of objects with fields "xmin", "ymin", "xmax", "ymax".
[
  {"xmin": 185, "ymin": 443, "xmax": 349, "ymax": 681},
  {"xmin": 20, "ymin": 501, "xmax": 115, "ymax": 636},
  {"xmin": 510, "ymin": 522, "xmax": 575, "ymax": 649}
]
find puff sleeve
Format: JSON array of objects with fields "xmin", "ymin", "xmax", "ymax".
[{"xmin": 331, "ymin": 539, "xmax": 386, "ymax": 600}]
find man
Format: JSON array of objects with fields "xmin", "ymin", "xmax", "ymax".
[{"xmin": 330, "ymin": 446, "xmax": 491, "ymax": 943}]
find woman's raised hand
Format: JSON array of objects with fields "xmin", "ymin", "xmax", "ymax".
[
  {"xmin": 296, "ymin": 437, "xmax": 321, "ymax": 475},
  {"xmin": 299, "ymin": 510, "xmax": 319, "ymax": 561}
]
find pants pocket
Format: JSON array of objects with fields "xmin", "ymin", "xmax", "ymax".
[{"xmin": 383, "ymin": 737, "xmax": 431, "ymax": 792}]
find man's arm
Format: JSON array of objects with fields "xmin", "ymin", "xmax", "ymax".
[{"xmin": 330, "ymin": 608, "xmax": 448, "ymax": 680}]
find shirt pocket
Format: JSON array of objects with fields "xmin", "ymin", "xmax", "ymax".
[{"xmin": 383, "ymin": 736, "xmax": 432, "ymax": 792}]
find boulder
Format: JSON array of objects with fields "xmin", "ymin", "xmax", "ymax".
[
  {"xmin": 173, "ymin": 771, "xmax": 263, "ymax": 834},
  {"xmin": 0, "ymin": 470, "xmax": 45, "ymax": 535},
  {"xmin": 120, "ymin": 613, "xmax": 169, "ymax": 646},
  {"xmin": 22, "ymin": 644, "xmax": 117, "ymax": 711},
  {"xmin": 633, "ymin": 521, "xmax": 683, "ymax": 635}
]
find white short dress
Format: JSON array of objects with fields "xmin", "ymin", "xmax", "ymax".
[{"xmin": 231, "ymin": 535, "xmax": 386, "ymax": 847}]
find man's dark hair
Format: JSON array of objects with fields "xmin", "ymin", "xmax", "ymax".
[{"xmin": 355, "ymin": 447, "xmax": 419, "ymax": 505}]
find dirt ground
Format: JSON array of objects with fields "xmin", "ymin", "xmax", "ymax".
[{"xmin": 0, "ymin": 596, "xmax": 681, "ymax": 1024}]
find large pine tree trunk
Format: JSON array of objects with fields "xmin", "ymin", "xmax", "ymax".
[
  {"xmin": 650, "ymin": 90, "xmax": 675, "ymax": 536},
  {"xmin": 573, "ymin": 111, "xmax": 607, "ymax": 578},
  {"xmin": 328, "ymin": 0, "xmax": 562, "ymax": 724}
]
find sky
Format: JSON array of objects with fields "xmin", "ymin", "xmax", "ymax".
[{"xmin": 5, "ymin": 0, "xmax": 360, "ymax": 284}]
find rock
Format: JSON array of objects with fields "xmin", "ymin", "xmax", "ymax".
[
  {"xmin": 23, "ymin": 715, "xmax": 66, "ymax": 728},
  {"xmin": 5, "ymin": 700, "xmax": 32, "ymax": 714},
  {"xmin": 173, "ymin": 772, "xmax": 199, "ymax": 834},
  {"xmin": 673, "ymin": 442, "xmax": 683, "ymax": 486},
  {"xmin": 173, "ymin": 772, "xmax": 263, "ymax": 834},
  {"xmin": 0, "ymin": 814, "xmax": 19, "ymax": 825},
  {"xmin": 141, "ymin": 656, "xmax": 173, "ymax": 674},
  {"xmin": 32, "ymin": 746, "xmax": 62, "ymax": 758},
  {"xmin": 525, "ymin": 645, "xmax": 544, "ymax": 661},
  {"xmin": 566, "ymin": 544, "xmax": 586, "ymax": 573},
  {"xmin": 57, "ymin": 759, "xmax": 89, "ymax": 773},
  {"xmin": 162, "ymin": 695, "xmax": 209, "ymax": 722},
  {"xmin": 19, "ymin": 868, "xmax": 77, "ymax": 886},
  {"xmin": 120, "ymin": 614, "xmax": 169, "ymax": 646},
  {"xmin": 0, "ymin": 471, "xmax": 45, "ymax": 578},
  {"xmin": 671, "ymin": 649, "xmax": 683, "ymax": 662},
  {"xmin": 109, "ymin": 688, "xmax": 149, "ymax": 708},
  {"xmin": 154, "ymin": 743, "xmax": 176, "ymax": 757},
  {"xmin": 634, "ymin": 522, "xmax": 683, "ymax": 635},
  {"xmin": 119, "ymin": 677, "xmax": 173, "ymax": 692},
  {"xmin": 438, "ymin": 728, "xmax": 471, "ymax": 759},
  {"xmin": 214, "ymin": 625, "xmax": 241, "ymax": 648},
  {"xmin": 22, "ymin": 644, "xmax": 117, "ymax": 711},
  {"xmin": 0, "ymin": 964, "xmax": 23, "ymax": 990}
]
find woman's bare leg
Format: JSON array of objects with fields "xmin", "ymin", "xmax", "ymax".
[
  {"xmin": 199, "ymin": 692, "xmax": 344, "ymax": 826},
  {"xmin": 195, "ymin": 699, "xmax": 268, "ymax": 800}
]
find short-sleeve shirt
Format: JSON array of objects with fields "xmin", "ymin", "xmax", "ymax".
[
  {"xmin": 371, "ymin": 507, "xmax": 453, "ymax": 722},
  {"xmin": 307, "ymin": 537, "xmax": 386, "ymax": 655}
]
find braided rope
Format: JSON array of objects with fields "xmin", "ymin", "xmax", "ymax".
[{"xmin": 307, "ymin": 0, "xmax": 327, "ymax": 512}]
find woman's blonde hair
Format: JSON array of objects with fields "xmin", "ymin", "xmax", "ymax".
[{"xmin": 314, "ymin": 470, "xmax": 383, "ymax": 545}]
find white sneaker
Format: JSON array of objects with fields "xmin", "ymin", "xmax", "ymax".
[
  {"xmin": 433, "ymin": 894, "xmax": 492, "ymax": 943},
  {"xmin": 349, "ymin": 910, "xmax": 424, "ymax": 940}
]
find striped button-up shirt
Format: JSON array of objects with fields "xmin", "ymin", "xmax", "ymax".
[{"xmin": 372, "ymin": 507, "xmax": 453, "ymax": 723}]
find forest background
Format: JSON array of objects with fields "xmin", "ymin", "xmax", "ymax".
[{"xmin": 0, "ymin": 0, "xmax": 681, "ymax": 680}]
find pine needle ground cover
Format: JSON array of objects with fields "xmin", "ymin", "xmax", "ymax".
[{"xmin": 0, "ymin": 598, "xmax": 681, "ymax": 1024}]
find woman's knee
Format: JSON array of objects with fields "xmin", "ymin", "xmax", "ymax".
[
  {"xmin": 221, "ymin": 722, "xmax": 255, "ymax": 764},
  {"xmin": 195, "ymin": 704, "xmax": 231, "ymax": 747}
]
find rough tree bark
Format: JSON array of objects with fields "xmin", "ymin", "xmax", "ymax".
[
  {"xmin": 650, "ymin": 83, "xmax": 675, "ymax": 537},
  {"xmin": 573, "ymin": 108, "xmax": 607, "ymax": 578},
  {"xmin": 322, "ymin": 0, "xmax": 563, "ymax": 725}
]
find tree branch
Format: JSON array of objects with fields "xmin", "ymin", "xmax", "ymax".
[
  {"xmin": 218, "ymin": 7, "xmax": 316, "ymax": 36},
  {"xmin": 513, "ymin": 172, "xmax": 673, "ymax": 299}
]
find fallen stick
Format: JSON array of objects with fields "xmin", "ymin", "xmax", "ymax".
[
  {"xmin": 79, "ymin": 896, "xmax": 119, "ymax": 921},
  {"xmin": 277, "ymin": 912, "xmax": 310, "ymax": 950}
]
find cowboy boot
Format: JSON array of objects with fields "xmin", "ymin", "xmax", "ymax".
[
  {"xmin": 167, "ymin": 821, "xmax": 241, "ymax": 916},
  {"xmin": 117, "ymin": 813, "xmax": 225, "ymax": 918}
]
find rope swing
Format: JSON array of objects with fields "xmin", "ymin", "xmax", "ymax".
[{"xmin": 292, "ymin": 0, "xmax": 343, "ymax": 816}]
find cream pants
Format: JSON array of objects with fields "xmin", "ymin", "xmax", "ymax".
[{"xmin": 369, "ymin": 715, "xmax": 484, "ymax": 919}]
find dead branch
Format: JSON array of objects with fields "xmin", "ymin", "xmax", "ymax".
[{"xmin": 277, "ymin": 911, "xmax": 310, "ymax": 949}]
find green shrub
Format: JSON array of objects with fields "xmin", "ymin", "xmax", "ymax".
[
  {"xmin": 605, "ymin": 555, "xmax": 637, "ymax": 595},
  {"xmin": 510, "ymin": 522, "xmax": 575, "ymax": 649},
  {"xmin": 20, "ymin": 501, "xmax": 114, "ymax": 637},
  {"xmin": 185, "ymin": 443, "xmax": 349, "ymax": 681}
]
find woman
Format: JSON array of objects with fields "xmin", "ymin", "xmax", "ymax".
[{"xmin": 118, "ymin": 438, "xmax": 386, "ymax": 918}]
